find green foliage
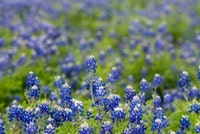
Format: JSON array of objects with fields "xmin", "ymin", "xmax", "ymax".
[
  {"xmin": 166, "ymin": 11, "xmax": 190, "ymax": 43},
  {"xmin": 0, "ymin": 28, "xmax": 13, "ymax": 48}
]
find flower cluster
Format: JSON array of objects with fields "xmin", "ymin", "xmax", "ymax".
[
  {"xmin": 178, "ymin": 71, "xmax": 191, "ymax": 92},
  {"xmin": 100, "ymin": 121, "xmax": 113, "ymax": 134},
  {"xmin": 1, "ymin": 0, "xmax": 200, "ymax": 133},
  {"xmin": 151, "ymin": 107, "xmax": 168, "ymax": 133},
  {"xmin": 151, "ymin": 74, "xmax": 163, "ymax": 89},
  {"xmin": 25, "ymin": 72, "xmax": 40, "ymax": 100},
  {"xmin": 139, "ymin": 78, "xmax": 150, "ymax": 92},
  {"xmin": 1, "ymin": 64, "xmax": 200, "ymax": 134},
  {"xmin": 107, "ymin": 67, "xmax": 120, "ymax": 84},
  {"xmin": 0, "ymin": 118, "xmax": 5, "ymax": 134},
  {"xmin": 178, "ymin": 115, "xmax": 190, "ymax": 132},
  {"xmin": 85, "ymin": 55, "xmax": 97, "ymax": 73},
  {"xmin": 79, "ymin": 123, "xmax": 92, "ymax": 134}
]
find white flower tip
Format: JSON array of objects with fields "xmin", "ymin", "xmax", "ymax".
[
  {"xmin": 155, "ymin": 118, "xmax": 162, "ymax": 123},
  {"xmin": 183, "ymin": 71, "xmax": 188, "ymax": 76},
  {"xmin": 141, "ymin": 78, "xmax": 147, "ymax": 83},
  {"xmin": 29, "ymin": 71, "xmax": 34, "ymax": 74},
  {"xmin": 127, "ymin": 85, "xmax": 133, "ymax": 89},
  {"xmin": 62, "ymin": 83, "xmax": 69, "ymax": 88},
  {"xmin": 81, "ymin": 122, "xmax": 89, "ymax": 128},
  {"xmin": 32, "ymin": 85, "xmax": 38, "ymax": 90},
  {"xmin": 89, "ymin": 55, "xmax": 94, "ymax": 59}
]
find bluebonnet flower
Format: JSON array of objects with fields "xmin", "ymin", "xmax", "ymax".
[
  {"xmin": 154, "ymin": 37, "xmax": 164, "ymax": 52},
  {"xmin": 0, "ymin": 118, "xmax": 5, "ymax": 134},
  {"xmin": 168, "ymin": 44, "xmax": 176, "ymax": 59},
  {"xmin": 132, "ymin": 123, "xmax": 146, "ymax": 134},
  {"xmin": 38, "ymin": 101, "xmax": 50, "ymax": 115},
  {"xmin": 8, "ymin": 104, "xmax": 23, "ymax": 122},
  {"xmin": 42, "ymin": 86, "xmax": 50, "ymax": 95},
  {"xmin": 133, "ymin": 51, "xmax": 139, "ymax": 59},
  {"xmin": 124, "ymin": 85, "xmax": 136, "ymax": 102},
  {"xmin": 178, "ymin": 71, "xmax": 190, "ymax": 92},
  {"xmin": 197, "ymin": 66, "xmax": 200, "ymax": 81},
  {"xmin": 109, "ymin": 31, "xmax": 118, "ymax": 39},
  {"xmin": 130, "ymin": 95, "xmax": 142, "ymax": 109},
  {"xmin": 107, "ymin": 67, "xmax": 120, "ymax": 84},
  {"xmin": 153, "ymin": 95, "xmax": 162, "ymax": 108},
  {"xmin": 88, "ymin": 39, "xmax": 94, "ymax": 48},
  {"xmin": 112, "ymin": 107, "xmax": 125, "ymax": 122},
  {"xmin": 70, "ymin": 99, "xmax": 83, "ymax": 115},
  {"xmin": 86, "ymin": 77, "xmax": 106, "ymax": 105},
  {"xmin": 46, "ymin": 117, "xmax": 54, "ymax": 126},
  {"xmin": 99, "ymin": 51, "xmax": 105, "ymax": 66},
  {"xmin": 194, "ymin": 122, "xmax": 200, "ymax": 133},
  {"xmin": 51, "ymin": 106, "xmax": 72, "ymax": 126},
  {"xmin": 79, "ymin": 122, "xmax": 92, "ymax": 134},
  {"xmin": 140, "ymin": 78, "xmax": 150, "ymax": 92},
  {"xmin": 123, "ymin": 123, "xmax": 145, "ymax": 134},
  {"xmin": 114, "ymin": 59, "xmax": 122, "ymax": 71},
  {"xmin": 129, "ymin": 25, "xmax": 136, "ymax": 35},
  {"xmin": 153, "ymin": 107, "xmax": 165, "ymax": 118},
  {"xmin": 129, "ymin": 104, "xmax": 142, "ymax": 123},
  {"xmin": 123, "ymin": 125, "xmax": 132, "ymax": 134},
  {"xmin": 196, "ymin": 34, "xmax": 200, "ymax": 44},
  {"xmin": 138, "ymin": 92, "xmax": 146, "ymax": 104},
  {"xmin": 151, "ymin": 117, "xmax": 168, "ymax": 134},
  {"xmin": 107, "ymin": 47, "xmax": 113, "ymax": 55},
  {"xmin": 103, "ymin": 94, "xmax": 120, "ymax": 112},
  {"xmin": 14, "ymin": 54, "xmax": 26, "ymax": 68},
  {"xmin": 24, "ymin": 122, "xmax": 37, "ymax": 134},
  {"xmin": 79, "ymin": 39, "xmax": 87, "ymax": 51},
  {"xmin": 27, "ymin": 85, "xmax": 40, "ymax": 100},
  {"xmin": 151, "ymin": 74, "xmax": 163, "ymax": 89},
  {"xmin": 189, "ymin": 102, "xmax": 200, "ymax": 114},
  {"xmin": 145, "ymin": 55, "xmax": 151, "ymax": 66},
  {"xmin": 63, "ymin": 53, "xmax": 75, "ymax": 64},
  {"xmin": 60, "ymin": 63, "xmax": 75, "ymax": 78},
  {"xmin": 151, "ymin": 107, "xmax": 168, "ymax": 133},
  {"xmin": 26, "ymin": 71, "xmax": 40, "ymax": 89},
  {"xmin": 95, "ymin": 84, "xmax": 106, "ymax": 99},
  {"xmin": 85, "ymin": 55, "xmax": 97, "ymax": 73},
  {"xmin": 13, "ymin": 95, "xmax": 21, "ymax": 101},
  {"xmin": 0, "ymin": 38, "xmax": 4, "ymax": 47},
  {"xmin": 176, "ymin": 129, "xmax": 184, "ymax": 134},
  {"xmin": 129, "ymin": 39, "xmax": 137, "ymax": 50},
  {"xmin": 86, "ymin": 109, "xmax": 92, "ymax": 120},
  {"xmin": 142, "ymin": 42, "xmax": 150, "ymax": 54},
  {"xmin": 163, "ymin": 93, "xmax": 174, "ymax": 111},
  {"xmin": 179, "ymin": 115, "xmax": 190, "ymax": 131},
  {"xmin": 20, "ymin": 107, "xmax": 34, "ymax": 124},
  {"xmin": 60, "ymin": 83, "xmax": 71, "ymax": 107},
  {"xmin": 127, "ymin": 75, "xmax": 134, "ymax": 83},
  {"xmin": 95, "ymin": 113, "xmax": 103, "ymax": 122},
  {"xmin": 100, "ymin": 121, "xmax": 113, "ymax": 134},
  {"xmin": 157, "ymin": 23, "xmax": 166, "ymax": 33},
  {"xmin": 44, "ymin": 124, "xmax": 55, "ymax": 134},
  {"xmin": 141, "ymin": 67, "xmax": 147, "ymax": 78},
  {"xmin": 96, "ymin": 31, "xmax": 102, "ymax": 41},
  {"xmin": 49, "ymin": 92, "xmax": 58, "ymax": 102},
  {"xmin": 54, "ymin": 76, "xmax": 64, "ymax": 88},
  {"xmin": 189, "ymin": 86, "xmax": 200, "ymax": 100},
  {"xmin": 25, "ymin": 73, "xmax": 40, "ymax": 100}
]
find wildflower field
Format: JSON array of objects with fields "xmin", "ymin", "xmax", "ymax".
[{"xmin": 0, "ymin": 0, "xmax": 200, "ymax": 134}]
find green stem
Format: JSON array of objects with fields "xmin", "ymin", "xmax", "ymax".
[{"xmin": 89, "ymin": 74, "xmax": 94, "ymax": 102}]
